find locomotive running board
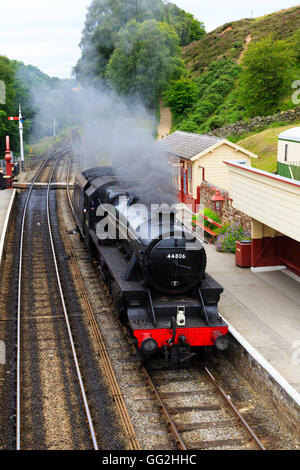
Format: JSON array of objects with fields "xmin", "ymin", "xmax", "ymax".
[{"xmin": 89, "ymin": 230, "xmax": 148, "ymax": 295}]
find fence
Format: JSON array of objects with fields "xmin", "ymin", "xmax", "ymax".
[{"xmin": 277, "ymin": 161, "xmax": 300, "ymax": 181}]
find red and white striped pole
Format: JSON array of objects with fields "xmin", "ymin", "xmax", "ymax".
[{"xmin": 19, "ymin": 105, "xmax": 25, "ymax": 172}]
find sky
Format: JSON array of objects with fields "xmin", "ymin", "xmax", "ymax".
[{"xmin": 0, "ymin": 0, "xmax": 299, "ymax": 79}]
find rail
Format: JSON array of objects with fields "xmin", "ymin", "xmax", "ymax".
[
  {"xmin": 16, "ymin": 151, "xmax": 57, "ymax": 450},
  {"xmin": 66, "ymin": 152, "xmax": 140, "ymax": 450},
  {"xmin": 204, "ymin": 366, "xmax": 266, "ymax": 450},
  {"xmin": 142, "ymin": 367, "xmax": 188, "ymax": 450},
  {"xmin": 16, "ymin": 146, "xmax": 99, "ymax": 450},
  {"xmin": 142, "ymin": 364, "xmax": 266, "ymax": 450}
]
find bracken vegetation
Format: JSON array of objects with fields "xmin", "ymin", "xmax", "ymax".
[{"xmin": 168, "ymin": 6, "xmax": 300, "ymax": 134}]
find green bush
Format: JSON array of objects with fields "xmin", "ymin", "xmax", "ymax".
[
  {"xmin": 178, "ymin": 119, "xmax": 199, "ymax": 132},
  {"xmin": 195, "ymin": 100, "xmax": 215, "ymax": 114},
  {"xmin": 203, "ymin": 208, "xmax": 221, "ymax": 228},
  {"xmin": 164, "ymin": 77, "xmax": 198, "ymax": 113},
  {"xmin": 191, "ymin": 111, "xmax": 207, "ymax": 125},
  {"xmin": 207, "ymin": 92, "xmax": 223, "ymax": 107},
  {"xmin": 208, "ymin": 115, "xmax": 225, "ymax": 129},
  {"xmin": 233, "ymin": 40, "xmax": 243, "ymax": 49},
  {"xmin": 238, "ymin": 35, "xmax": 295, "ymax": 116}
]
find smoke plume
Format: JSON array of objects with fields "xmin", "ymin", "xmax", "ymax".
[{"xmin": 76, "ymin": 85, "xmax": 177, "ymax": 205}]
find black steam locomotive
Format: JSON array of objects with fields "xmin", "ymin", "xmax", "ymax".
[{"xmin": 73, "ymin": 167, "xmax": 229, "ymax": 364}]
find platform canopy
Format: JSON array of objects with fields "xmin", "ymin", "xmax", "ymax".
[{"xmin": 278, "ymin": 127, "xmax": 300, "ymax": 143}]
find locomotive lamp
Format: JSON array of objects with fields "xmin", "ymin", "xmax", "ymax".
[
  {"xmin": 141, "ymin": 337, "xmax": 158, "ymax": 356},
  {"xmin": 210, "ymin": 190, "xmax": 225, "ymax": 212}
]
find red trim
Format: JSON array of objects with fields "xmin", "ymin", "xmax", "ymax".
[
  {"xmin": 252, "ymin": 238, "xmax": 279, "ymax": 267},
  {"xmin": 134, "ymin": 326, "xmax": 229, "ymax": 348},
  {"xmin": 251, "ymin": 236, "xmax": 300, "ymax": 275},
  {"xmin": 224, "ymin": 161, "xmax": 300, "ymax": 188}
]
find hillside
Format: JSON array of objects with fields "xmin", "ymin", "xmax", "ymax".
[
  {"xmin": 237, "ymin": 122, "xmax": 300, "ymax": 173},
  {"xmin": 183, "ymin": 6, "xmax": 300, "ymax": 76},
  {"xmin": 170, "ymin": 5, "xmax": 300, "ymax": 135},
  {"xmin": 0, "ymin": 56, "xmax": 78, "ymax": 154}
]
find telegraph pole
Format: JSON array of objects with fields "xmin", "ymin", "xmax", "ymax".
[{"xmin": 53, "ymin": 117, "xmax": 57, "ymax": 140}]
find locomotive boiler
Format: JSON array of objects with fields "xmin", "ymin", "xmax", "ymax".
[{"xmin": 73, "ymin": 167, "xmax": 229, "ymax": 364}]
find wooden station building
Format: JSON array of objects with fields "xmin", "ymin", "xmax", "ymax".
[
  {"xmin": 164, "ymin": 131, "xmax": 258, "ymax": 210},
  {"xmin": 225, "ymin": 161, "xmax": 300, "ymax": 277}
]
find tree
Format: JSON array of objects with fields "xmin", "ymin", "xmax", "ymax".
[
  {"xmin": 75, "ymin": 0, "xmax": 166, "ymax": 82},
  {"xmin": 75, "ymin": 0, "xmax": 205, "ymax": 83},
  {"xmin": 0, "ymin": 56, "xmax": 22, "ymax": 154},
  {"xmin": 105, "ymin": 19, "xmax": 184, "ymax": 107},
  {"xmin": 164, "ymin": 77, "xmax": 198, "ymax": 113},
  {"xmin": 164, "ymin": 4, "xmax": 205, "ymax": 46},
  {"xmin": 238, "ymin": 36, "xmax": 295, "ymax": 116}
]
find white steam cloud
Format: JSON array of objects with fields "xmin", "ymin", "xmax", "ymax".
[
  {"xmin": 75, "ymin": 85, "xmax": 177, "ymax": 205},
  {"xmin": 28, "ymin": 80, "xmax": 176, "ymax": 204}
]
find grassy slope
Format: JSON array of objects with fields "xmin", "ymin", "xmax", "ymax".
[
  {"xmin": 183, "ymin": 6, "xmax": 300, "ymax": 77},
  {"xmin": 237, "ymin": 122, "xmax": 300, "ymax": 173},
  {"xmin": 176, "ymin": 6, "xmax": 300, "ymax": 133},
  {"xmin": 24, "ymin": 127, "xmax": 75, "ymax": 156}
]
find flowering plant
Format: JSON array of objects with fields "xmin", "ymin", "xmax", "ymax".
[{"xmin": 215, "ymin": 222, "xmax": 250, "ymax": 253}]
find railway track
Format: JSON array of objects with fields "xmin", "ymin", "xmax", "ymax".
[
  {"xmin": 63, "ymin": 150, "xmax": 140, "ymax": 450},
  {"xmin": 15, "ymin": 142, "xmax": 100, "ymax": 450},
  {"xmin": 142, "ymin": 365, "xmax": 266, "ymax": 450},
  {"xmin": 12, "ymin": 141, "xmax": 126, "ymax": 450},
  {"xmin": 45, "ymin": 136, "xmax": 298, "ymax": 451}
]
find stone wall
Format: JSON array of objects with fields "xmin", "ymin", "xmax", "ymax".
[
  {"xmin": 200, "ymin": 180, "xmax": 251, "ymax": 231},
  {"xmin": 224, "ymin": 334, "xmax": 300, "ymax": 439},
  {"xmin": 210, "ymin": 107, "xmax": 300, "ymax": 138}
]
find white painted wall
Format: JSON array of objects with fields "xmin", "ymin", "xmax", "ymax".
[
  {"xmin": 227, "ymin": 163, "xmax": 300, "ymax": 242},
  {"xmin": 278, "ymin": 139, "xmax": 300, "ymax": 163},
  {"xmin": 192, "ymin": 143, "xmax": 251, "ymax": 196}
]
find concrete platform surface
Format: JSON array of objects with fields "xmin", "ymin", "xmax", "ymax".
[
  {"xmin": 0, "ymin": 189, "xmax": 15, "ymax": 263},
  {"xmin": 206, "ymin": 243, "xmax": 300, "ymax": 395}
]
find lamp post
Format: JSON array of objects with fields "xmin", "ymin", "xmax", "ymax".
[
  {"xmin": 5, "ymin": 136, "xmax": 12, "ymax": 177},
  {"xmin": 211, "ymin": 190, "xmax": 225, "ymax": 212},
  {"xmin": 4, "ymin": 136, "xmax": 13, "ymax": 189}
]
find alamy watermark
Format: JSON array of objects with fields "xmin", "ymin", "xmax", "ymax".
[
  {"xmin": 94, "ymin": 198, "xmax": 204, "ymax": 250},
  {"xmin": 0, "ymin": 80, "xmax": 5, "ymax": 105},
  {"xmin": 292, "ymin": 80, "xmax": 300, "ymax": 105}
]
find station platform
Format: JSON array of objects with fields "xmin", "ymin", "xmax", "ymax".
[
  {"xmin": 0, "ymin": 189, "xmax": 16, "ymax": 268},
  {"xmin": 205, "ymin": 243, "xmax": 300, "ymax": 398}
]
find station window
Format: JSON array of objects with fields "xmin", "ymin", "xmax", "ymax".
[
  {"xmin": 187, "ymin": 164, "xmax": 192, "ymax": 194},
  {"xmin": 170, "ymin": 158, "xmax": 181, "ymax": 189}
]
